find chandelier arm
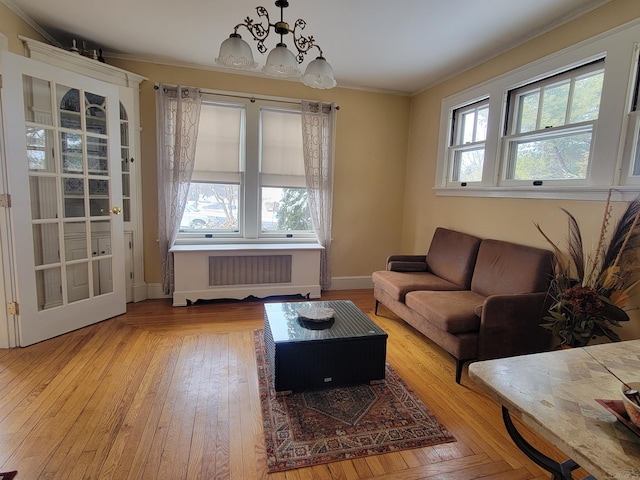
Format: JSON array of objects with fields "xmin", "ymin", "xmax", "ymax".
[
  {"xmin": 232, "ymin": 6, "xmax": 275, "ymax": 54},
  {"xmin": 231, "ymin": 4, "xmax": 327, "ymax": 63},
  {"xmin": 218, "ymin": 1, "xmax": 335, "ymax": 88},
  {"xmin": 290, "ymin": 19, "xmax": 324, "ymax": 63}
]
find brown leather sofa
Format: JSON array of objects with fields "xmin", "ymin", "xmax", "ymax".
[{"xmin": 372, "ymin": 227, "xmax": 555, "ymax": 383}]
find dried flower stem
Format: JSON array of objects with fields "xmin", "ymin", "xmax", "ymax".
[
  {"xmin": 613, "ymin": 208, "xmax": 640, "ymax": 268},
  {"xmin": 587, "ymin": 189, "xmax": 613, "ymax": 285},
  {"xmin": 537, "ymin": 192, "xmax": 640, "ymax": 347}
]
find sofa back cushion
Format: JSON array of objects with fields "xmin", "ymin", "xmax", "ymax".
[
  {"xmin": 426, "ymin": 228, "xmax": 481, "ymax": 289},
  {"xmin": 471, "ymin": 239, "xmax": 554, "ymax": 297}
]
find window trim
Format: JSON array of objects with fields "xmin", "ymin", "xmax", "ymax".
[{"xmin": 435, "ymin": 18, "xmax": 640, "ymax": 202}]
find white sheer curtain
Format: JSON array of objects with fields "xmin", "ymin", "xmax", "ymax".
[
  {"xmin": 301, "ymin": 101, "xmax": 336, "ymax": 290},
  {"xmin": 156, "ymin": 84, "xmax": 203, "ymax": 294}
]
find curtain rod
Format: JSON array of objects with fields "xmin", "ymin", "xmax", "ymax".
[{"xmin": 154, "ymin": 83, "xmax": 339, "ymax": 110}]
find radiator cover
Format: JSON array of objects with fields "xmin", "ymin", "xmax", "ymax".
[
  {"xmin": 170, "ymin": 244, "xmax": 323, "ymax": 306},
  {"xmin": 209, "ymin": 255, "xmax": 292, "ymax": 286}
]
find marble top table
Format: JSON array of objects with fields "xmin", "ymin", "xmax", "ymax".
[{"xmin": 469, "ymin": 339, "xmax": 640, "ymax": 480}]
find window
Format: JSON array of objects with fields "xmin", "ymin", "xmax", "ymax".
[
  {"xmin": 448, "ymin": 99, "xmax": 489, "ymax": 184},
  {"xmin": 178, "ymin": 95, "xmax": 313, "ymax": 240},
  {"xmin": 623, "ymin": 50, "xmax": 640, "ymax": 183},
  {"xmin": 435, "ymin": 20, "xmax": 640, "ymax": 200},
  {"xmin": 260, "ymin": 108, "xmax": 312, "ymax": 233},
  {"xmin": 503, "ymin": 60, "xmax": 604, "ymax": 184},
  {"xmin": 183, "ymin": 102, "xmax": 242, "ymax": 234},
  {"xmin": 632, "ymin": 119, "xmax": 640, "ymax": 176}
]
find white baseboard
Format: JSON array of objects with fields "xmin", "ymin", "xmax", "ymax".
[
  {"xmin": 147, "ymin": 283, "xmax": 171, "ymax": 300},
  {"xmin": 147, "ymin": 276, "xmax": 373, "ymax": 300},
  {"xmin": 327, "ymin": 276, "xmax": 373, "ymax": 290},
  {"xmin": 132, "ymin": 282, "xmax": 149, "ymax": 303}
]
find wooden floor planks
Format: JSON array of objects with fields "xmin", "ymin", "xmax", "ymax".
[{"xmin": 0, "ymin": 290, "xmax": 585, "ymax": 479}]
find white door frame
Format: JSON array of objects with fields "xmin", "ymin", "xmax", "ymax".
[{"xmin": 0, "ymin": 32, "xmax": 18, "ymax": 348}]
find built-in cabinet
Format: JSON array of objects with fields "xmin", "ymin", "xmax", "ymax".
[{"xmin": 20, "ymin": 36, "xmax": 147, "ymax": 303}]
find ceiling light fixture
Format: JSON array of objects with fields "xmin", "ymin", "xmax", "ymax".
[{"xmin": 215, "ymin": 0, "xmax": 336, "ymax": 89}]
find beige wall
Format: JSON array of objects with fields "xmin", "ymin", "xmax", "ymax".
[
  {"xmin": 106, "ymin": 60, "xmax": 411, "ymax": 284},
  {"xmin": 0, "ymin": 2, "xmax": 46, "ymax": 50},
  {"xmin": 0, "ymin": 2, "xmax": 410, "ymax": 289},
  {"xmin": 2, "ymin": 0, "xmax": 640, "ymax": 339},
  {"xmin": 405, "ymin": 0, "xmax": 640, "ymax": 339}
]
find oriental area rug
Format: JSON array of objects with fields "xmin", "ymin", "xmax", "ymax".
[{"xmin": 254, "ymin": 330, "xmax": 456, "ymax": 472}]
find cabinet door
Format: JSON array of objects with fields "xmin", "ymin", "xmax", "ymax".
[{"xmin": 2, "ymin": 51, "xmax": 125, "ymax": 346}]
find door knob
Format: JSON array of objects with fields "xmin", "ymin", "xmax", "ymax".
[{"xmin": 110, "ymin": 206, "xmax": 122, "ymax": 215}]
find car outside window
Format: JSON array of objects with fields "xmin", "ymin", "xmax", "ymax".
[{"xmin": 180, "ymin": 204, "xmax": 212, "ymax": 230}]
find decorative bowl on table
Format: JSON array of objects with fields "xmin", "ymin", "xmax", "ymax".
[
  {"xmin": 621, "ymin": 381, "xmax": 640, "ymax": 427},
  {"xmin": 296, "ymin": 306, "xmax": 335, "ymax": 323}
]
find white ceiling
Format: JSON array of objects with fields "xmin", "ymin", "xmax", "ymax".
[{"xmin": 3, "ymin": 0, "xmax": 611, "ymax": 94}]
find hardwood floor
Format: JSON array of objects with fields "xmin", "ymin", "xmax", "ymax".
[{"xmin": 0, "ymin": 289, "xmax": 584, "ymax": 479}]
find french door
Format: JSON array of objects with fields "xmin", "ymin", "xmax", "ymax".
[{"xmin": 2, "ymin": 52, "xmax": 125, "ymax": 346}]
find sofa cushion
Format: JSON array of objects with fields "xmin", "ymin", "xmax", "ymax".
[
  {"xmin": 426, "ymin": 228, "xmax": 481, "ymax": 289},
  {"xmin": 471, "ymin": 239, "xmax": 554, "ymax": 297},
  {"xmin": 372, "ymin": 270, "xmax": 462, "ymax": 302},
  {"xmin": 388, "ymin": 260, "xmax": 428, "ymax": 272},
  {"xmin": 405, "ymin": 290, "xmax": 486, "ymax": 334}
]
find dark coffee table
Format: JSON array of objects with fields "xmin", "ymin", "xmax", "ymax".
[{"xmin": 263, "ymin": 300, "xmax": 388, "ymax": 393}]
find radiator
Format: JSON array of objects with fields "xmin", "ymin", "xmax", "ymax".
[
  {"xmin": 170, "ymin": 244, "xmax": 323, "ymax": 306},
  {"xmin": 209, "ymin": 255, "xmax": 292, "ymax": 286}
]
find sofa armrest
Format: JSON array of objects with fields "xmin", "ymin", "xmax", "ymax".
[
  {"xmin": 477, "ymin": 292, "xmax": 553, "ymax": 360},
  {"xmin": 386, "ymin": 255, "xmax": 427, "ymax": 272}
]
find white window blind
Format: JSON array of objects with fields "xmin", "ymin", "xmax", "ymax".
[
  {"xmin": 260, "ymin": 108, "xmax": 306, "ymax": 188},
  {"xmin": 193, "ymin": 103, "xmax": 243, "ymax": 183}
]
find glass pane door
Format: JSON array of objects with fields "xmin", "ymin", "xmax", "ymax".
[
  {"xmin": 120, "ymin": 102, "xmax": 131, "ymax": 222},
  {"xmin": 27, "ymin": 78, "xmax": 116, "ymax": 309},
  {"xmin": 2, "ymin": 51, "xmax": 125, "ymax": 346}
]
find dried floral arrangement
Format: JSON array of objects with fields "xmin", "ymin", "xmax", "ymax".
[{"xmin": 536, "ymin": 191, "xmax": 640, "ymax": 347}]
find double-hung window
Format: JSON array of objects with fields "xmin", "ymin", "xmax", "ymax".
[
  {"xmin": 437, "ymin": 21, "xmax": 640, "ymax": 199},
  {"xmin": 178, "ymin": 94, "xmax": 312, "ymax": 241},
  {"xmin": 622, "ymin": 50, "xmax": 640, "ymax": 184},
  {"xmin": 260, "ymin": 108, "xmax": 312, "ymax": 235},
  {"xmin": 502, "ymin": 59, "xmax": 604, "ymax": 185},
  {"xmin": 184, "ymin": 101, "xmax": 242, "ymax": 234},
  {"xmin": 448, "ymin": 99, "xmax": 489, "ymax": 185}
]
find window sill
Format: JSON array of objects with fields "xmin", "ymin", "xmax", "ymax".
[
  {"xmin": 173, "ymin": 236, "xmax": 319, "ymax": 246},
  {"xmin": 434, "ymin": 185, "xmax": 640, "ymax": 202},
  {"xmin": 169, "ymin": 242, "xmax": 324, "ymax": 253}
]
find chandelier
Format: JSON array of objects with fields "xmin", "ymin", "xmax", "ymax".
[{"xmin": 215, "ymin": 0, "xmax": 336, "ymax": 89}]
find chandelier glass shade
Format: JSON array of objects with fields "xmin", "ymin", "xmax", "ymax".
[
  {"xmin": 262, "ymin": 43, "xmax": 300, "ymax": 77},
  {"xmin": 215, "ymin": 0, "xmax": 336, "ymax": 89},
  {"xmin": 215, "ymin": 34, "xmax": 258, "ymax": 69},
  {"xmin": 301, "ymin": 56, "xmax": 336, "ymax": 89}
]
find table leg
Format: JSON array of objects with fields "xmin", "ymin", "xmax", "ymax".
[{"xmin": 501, "ymin": 407, "xmax": 596, "ymax": 480}]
